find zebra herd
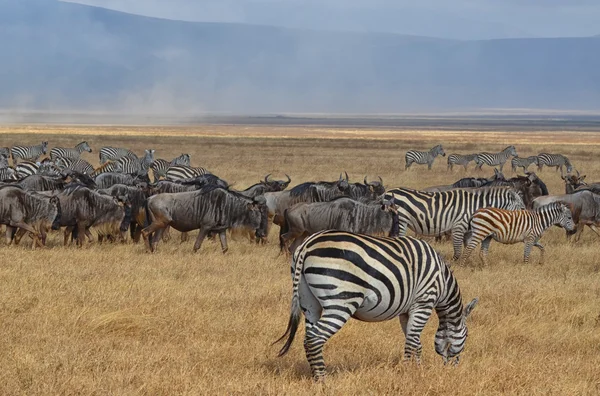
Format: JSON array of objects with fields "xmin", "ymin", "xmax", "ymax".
[
  {"xmin": 0, "ymin": 139, "xmax": 589, "ymax": 381},
  {"xmin": 408, "ymin": 144, "xmax": 574, "ymax": 174}
]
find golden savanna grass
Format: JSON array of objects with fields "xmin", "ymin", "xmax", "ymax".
[{"xmin": 1, "ymin": 125, "xmax": 600, "ymax": 394}]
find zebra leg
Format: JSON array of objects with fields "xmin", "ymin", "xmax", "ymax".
[
  {"xmin": 304, "ymin": 303, "xmax": 356, "ymax": 380},
  {"xmin": 460, "ymin": 235, "xmax": 480, "ymax": 267},
  {"xmin": 499, "ymin": 162, "xmax": 505, "ymax": 172},
  {"xmin": 428, "ymin": 161, "xmax": 433, "ymax": 170},
  {"xmin": 533, "ymin": 240, "xmax": 545, "ymax": 265},
  {"xmin": 218, "ymin": 231, "xmax": 229, "ymax": 253},
  {"xmin": 451, "ymin": 226, "xmax": 467, "ymax": 261},
  {"xmin": 403, "ymin": 303, "xmax": 434, "ymax": 363},
  {"xmin": 523, "ymin": 237, "xmax": 535, "ymax": 264},
  {"xmin": 479, "ymin": 236, "xmax": 492, "ymax": 267},
  {"xmin": 405, "ymin": 160, "xmax": 411, "ymax": 171}
]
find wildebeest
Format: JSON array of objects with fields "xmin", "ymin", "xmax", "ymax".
[
  {"xmin": 264, "ymin": 174, "xmax": 351, "ymax": 232},
  {"xmin": 11, "ymin": 191, "xmax": 62, "ymax": 248},
  {"xmin": 346, "ymin": 175, "xmax": 386, "ymax": 202},
  {"xmin": 561, "ymin": 169, "xmax": 587, "ymax": 194},
  {"xmin": 424, "ymin": 169, "xmax": 505, "ymax": 192},
  {"xmin": 142, "ymin": 185, "xmax": 267, "ymax": 253},
  {"xmin": 99, "ymin": 184, "xmax": 149, "ymax": 243},
  {"xmin": 0, "ymin": 186, "xmax": 61, "ymax": 246},
  {"xmin": 237, "ymin": 174, "xmax": 291, "ymax": 198},
  {"xmin": 94, "ymin": 172, "xmax": 148, "ymax": 189},
  {"xmin": 279, "ymin": 196, "xmax": 399, "ymax": 254},
  {"xmin": 484, "ymin": 172, "xmax": 548, "ymax": 209},
  {"xmin": 533, "ymin": 190, "xmax": 600, "ymax": 242},
  {"xmin": 50, "ymin": 185, "xmax": 132, "ymax": 246}
]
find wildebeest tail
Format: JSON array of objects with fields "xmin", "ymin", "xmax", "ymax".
[{"xmin": 278, "ymin": 208, "xmax": 290, "ymax": 252}]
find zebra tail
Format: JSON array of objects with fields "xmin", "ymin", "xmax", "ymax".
[{"xmin": 274, "ymin": 244, "xmax": 305, "ymax": 356}]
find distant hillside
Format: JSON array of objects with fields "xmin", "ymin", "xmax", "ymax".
[{"xmin": 1, "ymin": 0, "xmax": 600, "ymax": 113}]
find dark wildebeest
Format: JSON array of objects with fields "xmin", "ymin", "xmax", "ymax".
[
  {"xmin": 94, "ymin": 172, "xmax": 148, "ymax": 189},
  {"xmin": 264, "ymin": 174, "xmax": 351, "ymax": 232},
  {"xmin": 561, "ymin": 169, "xmax": 587, "ymax": 194},
  {"xmin": 533, "ymin": 190, "xmax": 600, "ymax": 242},
  {"xmin": 142, "ymin": 185, "xmax": 267, "ymax": 253},
  {"xmin": 98, "ymin": 184, "xmax": 149, "ymax": 243},
  {"xmin": 346, "ymin": 175, "xmax": 386, "ymax": 202},
  {"xmin": 12, "ymin": 191, "xmax": 63, "ymax": 248},
  {"xmin": 177, "ymin": 174, "xmax": 230, "ymax": 190},
  {"xmin": 0, "ymin": 186, "xmax": 61, "ymax": 247},
  {"xmin": 484, "ymin": 172, "xmax": 548, "ymax": 209},
  {"xmin": 18, "ymin": 171, "xmax": 96, "ymax": 192},
  {"xmin": 237, "ymin": 174, "xmax": 291, "ymax": 198},
  {"xmin": 50, "ymin": 185, "xmax": 132, "ymax": 246},
  {"xmin": 424, "ymin": 169, "xmax": 505, "ymax": 192},
  {"xmin": 279, "ymin": 196, "xmax": 400, "ymax": 255}
]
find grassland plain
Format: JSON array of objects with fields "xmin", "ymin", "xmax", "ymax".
[{"xmin": 1, "ymin": 125, "xmax": 600, "ymax": 395}]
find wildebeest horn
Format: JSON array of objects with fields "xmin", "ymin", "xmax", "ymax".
[
  {"xmin": 264, "ymin": 173, "xmax": 271, "ymax": 183},
  {"xmin": 345, "ymin": 171, "xmax": 349, "ymax": 181},
  {"xmin": 339, "ymin": 173, "xmax": 343, "ymax": 181},
  {"xmin": 576, "ymin": 168, "xmax": 580, "ymax": 177},
  {"xmin": 285, "ymin": 174, "xmax": 291, "ymax": 183},
  {"xmin": 378, "ymin": 176, "xmax": 383, "ymax": 184},
  {"xmin": 364, "ymin": 176, "xmax": 368, "ymax": 185}
]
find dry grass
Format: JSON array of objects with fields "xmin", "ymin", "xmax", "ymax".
[{"xmin": 2, "ymin": 126, "xmax": 600, "ymax": 394}]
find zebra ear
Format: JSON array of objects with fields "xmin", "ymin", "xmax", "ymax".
[{"xmin": 463, "ymin": 298, "xmax": 479, "ymax": 319}]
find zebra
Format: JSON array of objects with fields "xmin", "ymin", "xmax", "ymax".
[
  {"xmin": 90, "ymin": 161, "xmax": 118, "ymax": 177},
  {"xmin": 15, "ymin": 160, "xmax": 41, "ymax": 178},
  {"xmin": 447, "ymin": 153, "xmax": 477, "ymax": 171},
  {"xmin": 275, "ymin": 230, "xmax": 478, "ymax": 380},
  {"xmin": 461, "ymin": 202, "xmax": 575, "ymax": 266},
  {"xmin": 511, "ymin": 156, "xmax": 538, "ymax": 173},
  {"xmin": 150, "ymin": 154, "xmax": 191, "ymax": 180},
  {"xmin": 537, "ymin": 153, "xmax": 573, "ymax": 173},
  {"xmin": 0, "ymin": 147, "xmax": 9, "ymax": 159},
  {"xmin": 385, "ymin": 186, "xmax": 526, "ymax": 260},
  {"xmin": 10, "ymin": 142, "xmax": 48, "ymax": 163},
  {"xmin": 55, "ymin": 157, "xmax": 95, "ymax": 175},
  {"xmin": 114, "ymin": 149, "xmax": 155, "ymax": 175},
  {"xmin": 49, "ymin": 141, "xmax": 92, "ymax": 160},
  {"xmin": 405, "ymin": 144, "xmax": 445, "ymax": 170},
  {"xmin": 99, "ymin": 146, "xmax": 135, "ymax": 164},
  {"xmin": 474, "ymin": 146, "xmax": 517, "ymax": 172},
  {"xmin": 0, "ymin": 167, "xmax": 17, "ymax": 180},
  {"xmin": 165, "ymin": 165, "xmax": 210, "ymax": 181}
]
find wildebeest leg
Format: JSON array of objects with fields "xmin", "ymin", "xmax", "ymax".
[
  {"xmin": 573, "ymin": 223, "xmax": 585, "ymax": 243},
  {"xmin": 218, "ymin": 231, "xmax": 228, "ymax": 253},
  {"xmin": 13, "ymin": 228, "xmax": 26, "ymax": 245},
  {"xmin": 76, "ymin": 223, "xmax": 86, "ymax": 247},
  {"xmin": 142, "ymin": 219, "xmax": 170, "ymax": 252},
  {"xmin": 5, "ymin": 226, "xmax": 17, "ymax": 245},
  {"xmin": 161, "ymin": 225, "xmax": 172, "ymax": 242},
  {"xmin": 151, "ymin": 228, "xmax": 165, "ymax": 251},
  {"xmin": 85, "ymin": 229, "xmax": 94, "ymax": 244},
  {"xmin": 64, "ymin": 227, "xmax": 73, "ymax": 246},
  {"xmin": 193, "ymin": 229, "xmax": 209, "ymax": 253},
  {"xmin": 588, "ymin": 224, "xmax": 600, "ymax": 239},
  {"xmin": 181, "ymin": 232, "xmax": 189, "ymax": 243},
  {"xmin": 10, "ymin": 221, "xmax": 40, "ymax": 241}
]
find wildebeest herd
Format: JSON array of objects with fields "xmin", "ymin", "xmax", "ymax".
[{"xmin": 0, "ymin": 140, "xmax": 596, "ymax": 380}]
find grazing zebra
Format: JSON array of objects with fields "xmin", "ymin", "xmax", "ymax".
[
  {"xmin": 49, "ymin": 141, "xmax": 92, "ymax": 160},
  {"xmin": 99, "ymin": 146, "xmax": 135, "ymax": 164},
  {"xmin": 511, "ymin": 156, "xmax": 538, "ymax": 173},
  {"xmin": 150, "ymin": 154, "xmax": 191, "ymax": 180},
  {"xmin": 55, "ymin": 157, "xmax": 95, "ymax": 175},
  {"xmin": 10, "ymin": 142, "xmax": 48, "ymax": 163},
  {"xmin": 275, "ymin": 230, "xmax": 478, "ymax": 380},
  {"xmin": 115, "ymin": 149, "xmax": 155, "ymax": 175},
  {"xmin": 165, "ymin": 165, "xmax": 210, "ymax": 181},
  {"xmin": 90, "ymin": 161, "xmax": 117, "ymax": 177},
  {"xmin": 0, "ymin": 167, "xmax": 17, "ymax": 180},
  {"xmin": 447, "ymin": 153, "xmax": 477, "ymax": 171},
  {"xmin": 461, "ymin": 202, "xmax": 575, "ymax": 266},
  {"xmin": 474, "ymin": 146, "xmax": 517, "ymax": 172},
  {"xmin": 385, "ymin": 186, "xmax": 525, "ymax": 260},
  {"xmin": 405, "ymin": 144, "xmax": 446, "ymax": 170},
  {"xmin": 537, "ymin": 153, "xmax": 573, "ymax": 173}
]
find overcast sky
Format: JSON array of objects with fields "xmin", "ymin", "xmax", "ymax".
[{"xmin": 66, "ymin": 0, "xmax": 600, "ymax": 39}]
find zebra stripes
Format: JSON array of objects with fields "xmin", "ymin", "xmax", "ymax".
[
  {"xmin": 537, "ymin": 153, "xmax": 572, "ymax": 173},
  {"xmin": 0, "ymin": 155, "xmax": 9, "ymax": 168},
  {"xmin": 0, "ymin": 147, "xmax": 9, "ymax": 159},
  {"xmin": 150, "ymin": 154, "xmax": 191, "ymax": 180},
  {"xmin": 90, "ymin": 161, "xmax": 117, "ymax": 177},
  {"xmin": 405, "ymin": 144, "xmax": 446, "ymax": 170},
  {"xmin": 0, "ymin": 167, "xmax": 17, "ymax": 180},
  {"xmin": 55, "ymin": 157, "xmax": 95, "ymax": 174},
  {"xmin": 447, "ymin": 153, "xmax": 477, "ymax": 171},
  {"xmin": 49, "ymin": 141, "xmax": 92, "ymax": 160},
  {"xmin": 462, "ymin": 202, "xmax": 575, "ymax": 266},
  {"xmin": 385, "ymin": 186, "xmax": 526, "ymax": 260},
  {"xmin": 15, "ymin": 161, "xmax": 40, "ymax": 178},
  {"xmin": 10, "ymin": 142, "xmax": 48, "ymax": 163},
  {"xmin": 165, "ymin": 165, "xmax": 209, "ymax": 181},
  {"xmin": 99, "ymin": 146, "xmax": 135, "ymax": 164},
  {"xmin": 275, "ymin": 230, "xmax": 478, "ymax": 380},
  {"xmin": 511, "ymin": 156, "xmax": 538, "ymax": 173},
  {"xmin": 115, "ymin": 149, "xmax": 155, "ymax": 175},
  {"xmin": 474, "ymin": 146, "xmax": 517, "ymax": 172}
]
